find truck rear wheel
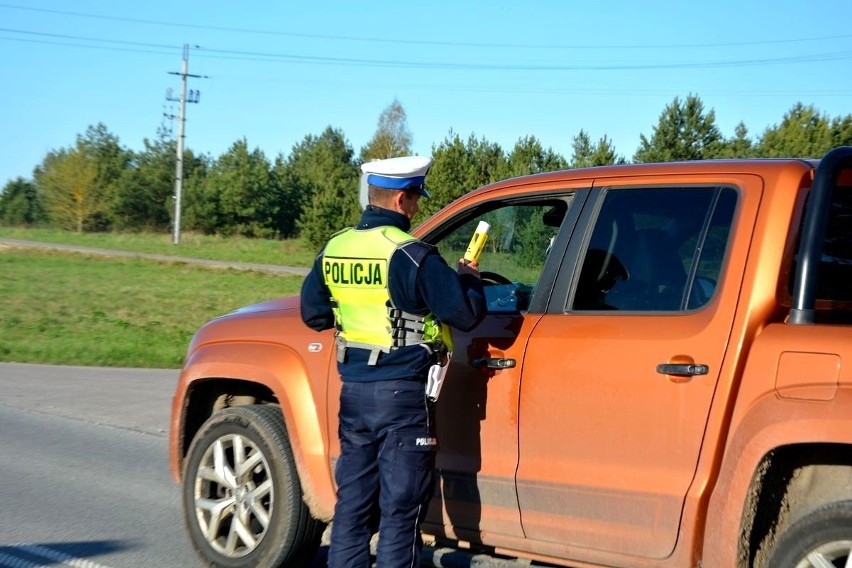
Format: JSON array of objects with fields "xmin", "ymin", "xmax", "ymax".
[
  {"xmin": 183, "ymin": 404, "xmax": 324, "ymax": 567},
  {"xmin": 767, "ymin": 500, "xmax": 852, "ymax": 568}
]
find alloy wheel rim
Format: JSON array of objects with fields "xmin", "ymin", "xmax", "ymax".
[
  {"xmin": 796, "ymin": 540, "xmax": 852, "ymax": 568},
  {"xmin": 193, "ymin": 433, "xmax": 274, "ymax": 557}
]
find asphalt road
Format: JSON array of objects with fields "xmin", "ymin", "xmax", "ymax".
[
  {"xmin": 0, "ymin": 363, "xmax": 541, "ymax": 568},
  {"xmin": 0, "ymin": 363, "xmax": 203, "ymax": 568}
]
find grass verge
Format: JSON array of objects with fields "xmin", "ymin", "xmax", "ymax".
[{"xmin": 0, "ymin": 247, "xmax": 303, "ymax": 368}]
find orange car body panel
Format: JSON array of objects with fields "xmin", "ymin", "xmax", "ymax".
[
  {"xmin": 169, "ymin": 299, "xmax": 339, "ymax": 519},
  {"xmin": 169, "ymin": 156, "xmax": 852, "ymax": 566}
]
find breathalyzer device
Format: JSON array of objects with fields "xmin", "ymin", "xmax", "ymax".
[{"xmin": 463, "ymin": 221, "xmax": 490, "ymax": 264}]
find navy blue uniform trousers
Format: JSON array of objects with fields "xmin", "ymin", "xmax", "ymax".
[{"xmin": 328, "ymin": 378, "xmax": 436, "ymax": 568}]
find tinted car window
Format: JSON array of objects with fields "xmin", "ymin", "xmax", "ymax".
[{"xmin": 571, "ymin": 187, "xmax": 737, "ymax": 312}]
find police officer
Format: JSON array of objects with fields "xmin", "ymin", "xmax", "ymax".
[{"xmin": 300, "ymin": 155, "xmax": 486, "ymax": 567}]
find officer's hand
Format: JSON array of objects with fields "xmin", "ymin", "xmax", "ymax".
[{"xmin": 457, "ymin": 259, "xmax": 481, "ymax": 279}]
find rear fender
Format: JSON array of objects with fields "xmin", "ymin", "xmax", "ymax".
[{"xmin": 703, "ymin": 388, "xmax": 852, "ymax": 567}]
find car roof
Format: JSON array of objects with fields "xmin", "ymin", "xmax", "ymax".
[{"xmin": 477, "ymin": 158, "xmax": 818, "ymax": 193}]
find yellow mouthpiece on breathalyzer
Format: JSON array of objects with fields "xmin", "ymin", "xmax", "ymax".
[{"xmin": 463, "ymin": 221, "xmax": 491, "ymax": 263}]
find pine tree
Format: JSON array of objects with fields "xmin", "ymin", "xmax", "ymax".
[
  {"xmin": 0, "ymin": 177, "xmax": 46, "ymax": 225},
  {"xmin": 633, "ymin": 94, "xmax": 723, "ymax": 163},
  {"xmin": 283, "ymin": 127, "xmax": 360, "ymax": 249},
  {"xmin": 191, "ymin": 139, "xmax": 281, "ymax": 238},
  {"xmin": 571, "ymin": 130, "xmax": 625, "ymax": 167},
  {"xmin": 757, "ymin": 103, "xmax": 834, "ymax": 158}
]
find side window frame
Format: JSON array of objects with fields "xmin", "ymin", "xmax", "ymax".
[
  {"xmin": 554, "ymin": 184, "xmax": 738, "ymax": 314},
  {"xmin": 420, "ymin": 190, "xmax": 589, "ymax": 314}
]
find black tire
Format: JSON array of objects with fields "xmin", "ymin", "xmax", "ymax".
[
  {"xmin": 183, "ymin": 404, "xmax": 325, "ymax": 567},
  {"xmin": 767, "ymin": 500, "xmax": 852, "ymax": 568}
]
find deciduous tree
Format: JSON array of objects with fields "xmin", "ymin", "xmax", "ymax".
[
  {"xmin": 36, "ymin": 143, "xmax": 100, "ymax": 232},
  {"xmin": 359, "ymin": 98, "xmax": 413, "ymax": 162}
]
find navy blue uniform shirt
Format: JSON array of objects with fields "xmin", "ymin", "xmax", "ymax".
[{"xmin": 300, "ymin": 205, "xmax": 486, "ymax": 382}]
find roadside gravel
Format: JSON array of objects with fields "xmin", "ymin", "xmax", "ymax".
[{"xmin": 0, "ymin": 237, "xmax": 310, "ymax": 276}]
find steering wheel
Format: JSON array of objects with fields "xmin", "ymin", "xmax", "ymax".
[{"xmin": 480, "ymin": 271, "xmax": 513, "ymax": 286}]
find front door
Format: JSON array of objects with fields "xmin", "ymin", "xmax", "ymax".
[{"xmin": 423, "ymin": 189, "xmax": 584, "ymax": 542}]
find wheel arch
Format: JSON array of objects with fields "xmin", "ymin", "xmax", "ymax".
[
  {"xmin": 702, "ymin": 390, "xmax": 852, "ymax": 567},
  {"xmin": 171, "ymin": 342, "xmax": 336, "ymax": 521},
  {"xmin": 739, "ymin": 444, "xmax": 852, "ymax": 567}
]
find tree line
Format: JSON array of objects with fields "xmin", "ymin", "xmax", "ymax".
[{"xmin": 2, "ymin": 95, "xmax": 851, "ymax": 249}]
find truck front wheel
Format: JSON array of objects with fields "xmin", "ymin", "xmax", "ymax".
[
  {"xmin": 767, "ymin": 500, "xmax": 852, "ymax": 568},
  {"xmin": 183, "ymin": 404, "xmax": 324, "ymax": 567}
]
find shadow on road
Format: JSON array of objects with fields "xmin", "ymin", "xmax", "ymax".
[{"xmin": 0, "ymin": 540, "xmax": 131, "ymax": 567}]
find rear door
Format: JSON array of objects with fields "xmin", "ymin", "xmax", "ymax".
[{"xmin": 515, "ymin": 175, "xmax": 761, "ymax": 558}]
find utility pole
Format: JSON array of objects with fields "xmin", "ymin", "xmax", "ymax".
[{"xmin": 167, "ymin": 44, "xmax": 205, "ymax": 245}]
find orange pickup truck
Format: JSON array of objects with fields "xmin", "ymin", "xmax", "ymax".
[{"xmin": 169, "ymin": 147, "xmax": 852, "ymax": 568}]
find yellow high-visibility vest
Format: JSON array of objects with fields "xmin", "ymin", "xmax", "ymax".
[{"xmin": 322, "ymin": 226, "xmax": 451, "ymax": 362}]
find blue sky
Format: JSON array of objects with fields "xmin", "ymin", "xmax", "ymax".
[{"xmin": 1, "ymin": 0, "xmax": 850, "ymax": 187}]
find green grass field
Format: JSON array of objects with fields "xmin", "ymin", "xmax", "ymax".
[
  {"xmin": 0, "ymin": 227, "xmax": 533, "ymax": 369},
  {"xmin": 0, "ymin": 242, "xmax": 305, "ymax": 369}
]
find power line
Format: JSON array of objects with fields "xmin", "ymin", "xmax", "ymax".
[
  {"xmin": 0, "ymin": 35, "xmax": 176, "ymax": 57},
  {"xmin": 1, "ymin": 3, "xmax": 851, "ymax": 51},
  {"xmin": 192, "ymin": 46, "xmax": 852, "ymax": 72},
  {"xmin": 0, "ymin": 26, "xmax": 176, "ymax": 51},
  {"xmin": 1, "ymin": 27, "xmax": 851, "ymax": 72}
]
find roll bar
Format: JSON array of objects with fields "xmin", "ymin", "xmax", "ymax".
[{"xmin": 789, "ymin": 146, "xmax": 852, "ymax": 324}]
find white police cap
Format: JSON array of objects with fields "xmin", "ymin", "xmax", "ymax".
[{"xmin": 360, "ymin": 156, "xmax": 432, "ymax": 198}]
